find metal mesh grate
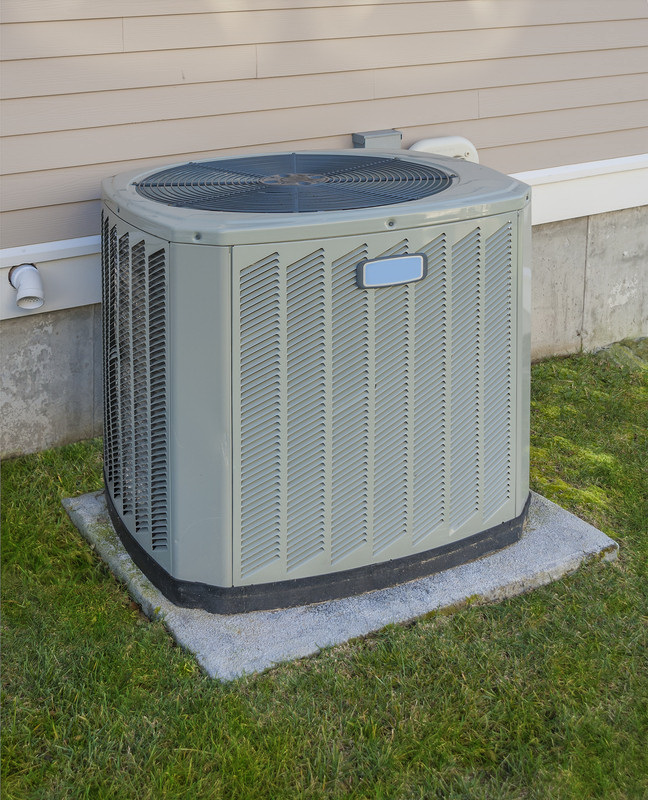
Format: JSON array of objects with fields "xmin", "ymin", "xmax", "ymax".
[{"xmin": 134, "ymin": 153, "xmax": 455, "ymax": 212}]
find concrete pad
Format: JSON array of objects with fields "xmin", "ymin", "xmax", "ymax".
[{"xmin": 63, "ymin": 492, "xmax": 618, "ymax": 682}]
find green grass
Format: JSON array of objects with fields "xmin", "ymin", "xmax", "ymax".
[{"xmin": 2, "ymin": 342, "xmax": 647, "ymax": 800}]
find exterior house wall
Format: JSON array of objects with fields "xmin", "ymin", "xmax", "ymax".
[{"xmin": 1, "ymin": 0, "xmax": 647, "ymax": 247}]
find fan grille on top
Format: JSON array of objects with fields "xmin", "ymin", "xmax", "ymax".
[{"xmin": 134, "ymin": 153, "xmax": 455, "ymax": 213}]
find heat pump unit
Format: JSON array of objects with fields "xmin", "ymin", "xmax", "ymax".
[{"xmin": 101, "ymin": 150, "xmax": 531, "ymax": 614}]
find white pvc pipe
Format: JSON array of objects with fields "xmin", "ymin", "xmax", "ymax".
[
  {"xmin": 409, "ymin": 136, "xmax": 479, "ymax": 163},
  {"xmin": 9, "ymin": 264, "xmax": 45, "ymax": 310}
]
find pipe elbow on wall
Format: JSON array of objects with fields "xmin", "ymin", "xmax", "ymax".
[
  {"xmin": 409, "ymin": 136, "xmax": 479, "ymax": 163},
  {"xmin": 8, "ymin": 264, "xmax": 45, "ymax": 310}
]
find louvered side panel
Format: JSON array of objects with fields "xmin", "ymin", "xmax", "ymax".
[
  {"xmin": 147, "ymin": 248, "xmax": 169, "ymax": 550},
  {"xmin": 117, "ymin": 232, "xmax": 134, "ymax": 516},
  {"xmin": 106, "ymin": 224, "xmax": 120, "ymax": 496},
  {"xmin": 285, "ymin": 249, "xmax": 327, "ymax": 571},
  {"xmin": 131, "ymin": 240, "xmax": 150, "ymax": 533},
  {"xmin": 239, "ymin": 255, "xmax": 282, "ymax": 578},
  {"xmin": 483, "ymin": 222, "xmax": 514, "ymax": 521},
  {"xmin": 330, "ymin": 244, "xmax": 371, "ymax": 564},
  {"xmin": 448, "ymin": 228, "xmax": 481, "ymax": 530},
  {"xmin": 101, "ymin": 213, "xmax": 169, "ymax": 554},
  {"xmin": 373, "ymin": 240, "xmax": 410, "ymax": 555},
  {"xmin": 412, "ymin": 233, "xmax": 448, "ymax": 542},
  {"xmin": 100, "ymin": 212, "xmax": 115, "ymax": 485}
]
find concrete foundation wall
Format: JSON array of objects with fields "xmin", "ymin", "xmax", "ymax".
[
  {"xmin": 1, "ymin": 205, "xmax": 646, "ymax": 458},
  {"xmin": 1, "ymin": 304, "xmax": 103, "ymax": 458},
  {"xmin": 531, "ymin": 205, "xmax": 647, "ymax": 359}
]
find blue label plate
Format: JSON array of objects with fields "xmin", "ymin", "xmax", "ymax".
[{"xmin": 357, "ymin": 253, "xmax": 428, "ymax": 289}]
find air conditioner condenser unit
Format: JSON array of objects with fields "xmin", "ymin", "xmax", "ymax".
[{"xmin": 101, "ymin": 150, "xmax": 531, "ymax": 613}]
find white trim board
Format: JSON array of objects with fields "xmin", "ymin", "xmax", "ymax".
[
  {"xmin": 1, "ymin": 154, "xmax": 646, "ymax": 320},
  {"xmin": 511, "ymin": 154, "xmax": 648, "ymax": 225}
]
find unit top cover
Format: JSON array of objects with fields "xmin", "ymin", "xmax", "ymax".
[{"xmin": 103, "ymin": 150, "xmax": 530, "ymax": 246}]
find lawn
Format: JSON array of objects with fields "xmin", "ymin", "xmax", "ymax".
[{"xmin": 2, "ymin": 342, "xmax": 647, "ymax": 800}]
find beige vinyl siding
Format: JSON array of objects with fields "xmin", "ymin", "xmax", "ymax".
[
  {"xmin": 0, "ymin": 47, "xmax": 258, "ymax": 99},
  {"xmin": 3, "ymin": 0, "xmax": 645, "ymax": 32},
  {"xmin": 0, "ymin": 0, "xmax": 480, "ymax": 23},
  {"xmin": 1, "ymin": 1, "xmax": 647, "ymax": 248},
  {"xmin": 255, "ymin": 22, "xmax": 648, "ymax": 76},
  {"xmin": 482, "ymin": 129, "xmax": 648, "ymax": 176}
]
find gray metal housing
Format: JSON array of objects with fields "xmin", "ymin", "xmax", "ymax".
[{"xmin": 101, "ymin": 150, "xmax": 531, "ymax": 598}]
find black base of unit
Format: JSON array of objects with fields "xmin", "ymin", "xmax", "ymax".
[{"xmin": 104, "ymin": 482, "xmax": 531, "ymax": 615}]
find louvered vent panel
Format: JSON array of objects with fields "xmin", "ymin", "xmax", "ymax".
[
  {"xmin": 412, "ymin": 233, "xmax": 447, "ymax": 542},
  {"xmin": 100, "ymin": 213, "xmax": 115, "ymax": 486},
  {"xmin": 106, "ymin": 225, "xmax": 121, "ymax": 495},
  {"xmin": 235, "ymin": 215, "xmax": 517, "ymax": 582},
  {"xmin": 131, "ymin": 241, "xmax": 150, "ymax": 533},
  {"xmin": 147, "ymin": 249, "xmax": 169, "ymax": 550},
  {"xmin": 117, "ymin": 233, "xmax": 134, "ymax": 516},
  {"xmin": 373, "ymin": 240, "xmax": 410, "ymax": 555},
  {"xmin": 102, "ymin": 214, "xmax": 169, "ymax": 554},
  {"xmin": 239, "ymin": 255, "xmax": 283, "ymax": 577},
  {"xmin": 330, "ymin": 244, "xmax": 370, "ymax": 564},
  {"xmin": 286, "ymin": 249, "xmax": 327, "ymax": 571},
  {"xmin": 483, "ymin": 223, "xmax": 513, "ymax": 520},
  {"xmin": 449, "ymin": 228, "xmax": 481, "ymax": 530}
]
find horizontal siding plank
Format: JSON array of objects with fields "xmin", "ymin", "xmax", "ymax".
[
  {"xmin": 1, "ymin": 91, "xmax": 479, "ymax": 174},
  {"xmin": 479, "ymin": 73, "xmax": 648, "ymax": 119},
  {"xmin": 376, "ymin": 47, "xmax": 648, "ymax": 99},
  {"xmin": 1, "ymin": 0, "xmax": 455, "ymax": 24},
  {"xmin": 1, "ymin": 72, "xmax": 376, "ymax": 136},
  {"xmin": 0, "ymin": 201, "xmax": 101, "ymax": 248},
  {"xmin": 0, "ymin": 19, "xmax": 123, "ymax": 61},
  {"xmin": 258, "ymin": 20, "xmax": 648, "ymax": 77},
  {"xmin": 0, "ymin": 46, "xmax": 256, "ymax": 99},
  {"xmin": 478, "ymin": 128, "xmax": 648, "ymax": 174},
  {"xmin": 123, "ymin": 2, "xmax": 648, "ymax": 53},
  {"xmin": 4, "ymin": 0, "xmax": 646, "ymax": 29},
  {"xmin": 1, "ymin": 164, "xmax": 116, "ymax": 212}
]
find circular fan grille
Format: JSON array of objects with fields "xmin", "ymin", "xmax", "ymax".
[{"xmin": 134, "ymin": 153, "xmax": 455, "ymax": 212}]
